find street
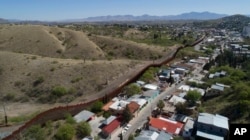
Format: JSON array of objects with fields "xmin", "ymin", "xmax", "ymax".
[{"xmin": 111, "ymin": 81, "xmax": 185, "ymax": 140}]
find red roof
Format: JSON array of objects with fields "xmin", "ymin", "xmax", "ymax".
[
  {"xmin": 149, "ymin": 117, "xmax": 184, "ymax": 135},
  {"xmin": 127, "ymin": 101, "xmax": 140, "ymax": 113},
  {"xmin": 102, "ymin": 118, "xmax": 121, "ymax": 134}
]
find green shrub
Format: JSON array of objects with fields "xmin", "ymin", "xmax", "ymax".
[
  {"xmin": 55, "ymin": 124, "xmax": 75, "ymax": 140},
  {"xmin": 76, "ymin": 122, "xmax": 91, "ymax": 138},
  {"xmin": 23, "ymin": 125, "xmax": 45, "ymax": 140},
  {"xmin": 51, "ymin": 86, "xmax": 68, "ymax": 97},
  {"xmin": 91, "ymin": 101, "xmax": 103, "ymax": 113},
  {"xmin": 4, "ymin": 93, "xmax": 15, "ymax": 101}
]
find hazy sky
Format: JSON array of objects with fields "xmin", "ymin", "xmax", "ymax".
[{"xmin": 1, "ymin": 0, "xmax": 249, "ymax": 21}]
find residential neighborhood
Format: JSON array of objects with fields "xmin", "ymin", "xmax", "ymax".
[
  {"xmin": 63, "ymin": 24, "xmax": 250, "ymax": 140},
  {"xmin": 1, "ymin": 2, "xmax": 250, "ymax": 140}
]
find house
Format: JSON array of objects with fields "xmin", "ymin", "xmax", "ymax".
[
  {"xmin": 149, "ymin": 117, "xmax": 184, "ymax": 135},
  {"xmin": 194, "ymin": 113, "xmax": 229, "ymax": 140},
  {"xmin": 136, "ymin": 80, "xmax": 146, "ymax": 87},
  {"xmin": 127, "ymin": 95, "xmax": 147, "ymax": 109},
  {"xmin": 143, "ymin": 84, "xmax": 159, "ymax": 90},
  {"xmin": 206, "ymin": 84, "xmax": 225, "ymax": 97},
  {"xmin": 102, "ymin": 117, "xmax": 122, "ymax": 138},
  {"xmin": 102, "ymin": 100, "xmax": 115, "ymax": 111},
  {"xmin": 74, "ymin": 110, "xmax": 95, "ymax": 123},
  {"xmin": 209, "ymin": 70, "xmax": 228, "ymax": 79},
  {"xmin": 127, "ymin": 101, "xmax": 140, "ymax": 115},
  {"xmin": 174, "ymin": 114, "xmax": 188, "ymax": 123},
  {"xmin": 182, "ymin": 118, "xmax": 194, "ymax": 138},
  {"xmin": 109, "ymin": 99, "xmax": 129, "ymax": 115},
  {"xmin": 168, "ymin": 95, "xmax": 186, "ymax": 105},
  {"xmin": 174, "ymin": 68, "xmax": 187, "ymax": 76},
  {"xmin": 178, "ymin": 85, "xmax": 190, "ymax": 92},
  {"xmin": 103, "ymin": 115, "xmax": 117, "ymax": 125},
  {"xmin": 135, "ymin": 130, "xmax": 172, "ymax": 140},
  {"xmin": 141, "ymin": 90, "xmax": 160, "ymax": 102}
]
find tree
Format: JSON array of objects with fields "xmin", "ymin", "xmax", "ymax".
[
  {"xmin": 91, "ymin": 101, "xmax": 104, "ymax": 113},
  {"xmin": 128, "ymin": 134, "xmax": 135, "ymax": 140},
  {"xmin": 103, "ymin": 111, "xmax": 112, "ymax": 119},
  {"xmin": 186, "ymin": 90, "xmax": 202, "ymax": 106},
  {"xmin": 76, "ymin": 121, "xmax": 92, "ymax": 138},
  {"xmin": 157, "ymin": 100, "xmax": 165, "ymax": 114},
  {"xmin": 55, "ymin": 124, "xmax": 75, "ymax": 140},
  {"xmin": 175, "ymin": 103, "xmax": 190, "ymax": 115},
  {"xmin": 122, "ymin": 105, "xmax": 133, "ymax": 123},
  {"xmin": 123, "ymin": 84, "xmax": 142, "ymax": 97},
  {"xmin": 23, "ymin": 125, "xmax": 45, "ymax": 140},
  {"xmin": 65, "ymin": 113, "xmax": 76, "ymax": 124}
]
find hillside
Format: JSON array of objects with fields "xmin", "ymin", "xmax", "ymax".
[
  {"xmin": 0, "ymin": 25, "xmax": 105, "ymax": 60},
  {"xmin": 0, "ymin": 24, "xmax": 173, "ymax": 119},
  {"xmin": 217, "ymin": 15, "xmax": 250, "ymax": 31},
  {"xmin": 0, "ymin": 51, "xmax": 145, "ymax": 117},
  {"xmin": 193, "ymin": 15, "xmax": 250, "ymax": 31},
  {"xmin": 89, "ymin": 35, "xmax": 168, "ymax": 60}
]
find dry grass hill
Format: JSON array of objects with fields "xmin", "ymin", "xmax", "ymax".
[
  {"xmin": 89, "ymin": 35, "xmax": 168, "ymax": 60},
  {"xmin": 0, "ymin": 25, "xmax": 105, "ymax": 59},
  {"xmin": 0, "ymin": 24, "xmax": 172, "ymax": 119}
]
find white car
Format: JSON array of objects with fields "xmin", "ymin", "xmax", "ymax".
[
  {"xmin": 121, "ymin": 129, "xmax": 127, "ymax": 135},
  {"xmin": 124, "ymin": 124, "xmax": 132, "ymax": 130}
]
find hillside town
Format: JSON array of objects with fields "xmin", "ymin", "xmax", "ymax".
[{"xmin": 68, "ymin": 26, "xmax": 250, "ymax": 140}]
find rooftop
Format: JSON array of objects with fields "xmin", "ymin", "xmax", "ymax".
[
  {"xmin": 109, "ymin": 100, "xmax": 129, "ymax": 111},
  {"xmin": 102, "ymin": 118, "xmax": 121, "ymax": 134},
  {"xmin": 143, "ymin": 84, "xmax": 158, "ymax": 90},
  {"xmin": 211, "ymin": 84, "xmax": 224, "ymax": 91},
  {"xmin": 143, "ymin": 90, "xmax": 159, "ymax": 97},
  {"xmin": 198, "ymin": 113, "xmax": 229, "ymax": 130},
  {"xmin": 168, "ymin": 95, "xmax": 186, "ymax": 105},
  {"xmin": 102, "ymin": 101, "xmax": 115, "ymax": 111},
  {"xmin": 149, "ymin": 117, "xmax": 184, "ymax": 135},
  {"xmin": 74, "ymin": 110, "xmax": 95, "ymax": 123},
  {"xmin": 127, "ymin": 101, "xmax": 140, "ymax": 113},
  {"xmin": 197, "ymin": 131, "xmax": 224, "ymax": 140},
  {"xmin": 103, "ymin": 115, "xmax": 117, "ymax": 125}
]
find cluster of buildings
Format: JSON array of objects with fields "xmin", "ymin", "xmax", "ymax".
[{"xmin": 135, "ymin": 113, "xmax": 229, "ymax": 140}]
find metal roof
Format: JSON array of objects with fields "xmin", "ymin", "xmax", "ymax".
[
  {"xmin": 74, "ymin": 110, "xmax": 95, "ymax": 123},
  {"xmin": 103, "ymin": 115, "xmax": 116, "ymax": 125},
  {"xmin": 197, "ymin": 131, "xmax": 224, "ymax": 140},
  {"xmin": 135, "ymin": 130, "xmax": 159, "ymax": 140},
  {"xmin": 211, "ymin": 84, "xmax": 224, "ymax": 91},
  {"xmin": 198, "ymin": 113, "xmax": 229, "ymax": 130}
]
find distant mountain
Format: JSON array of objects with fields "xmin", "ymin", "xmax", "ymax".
[
  {"xmin": 76, "ymin": 12, "xmax": 228, "ymax": 22},
  {"xmin": 0, "ymin": 18, "xmax": 9, "ymax": 23}
]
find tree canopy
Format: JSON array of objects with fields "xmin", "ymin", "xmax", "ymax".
[
  {"xmin": 122, "ymin": 105, "xmax": 133, "ymax": 123},
  {"xmin": 76, "ymin": 121, "xmax": 92, "ymax": 138},
  {"xmin": 55, "ymin": 124, "xmax": 75, "ymax": 140},
  {"xmin": 91, "ymin": 101, "xmax": 104, "ymax": 113},
  {"xmin": 157, "ymin": 100, "xmax": 165, "ymax": 113},
  {"xmin": 186, "ymin": 90, "xmax": 202, "ymax": 105},
  {"xmin": 123, "ymin": 84, "xmax": 142, "ymax": 97}
]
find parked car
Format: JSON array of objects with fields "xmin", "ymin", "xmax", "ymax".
[
  {"xmin": 124, "ymin": 124, "xmax": 132, "ymax": 130},
  {"xmin": 122, "ymin": 129, "xmax": 127, "ymax": 135}
]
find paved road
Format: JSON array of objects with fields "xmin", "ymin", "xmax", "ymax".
[{"xmin": 111, "ymin": 81, "xmax": 185, "ymax": 140}]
